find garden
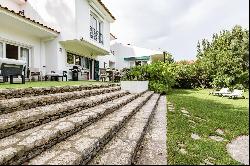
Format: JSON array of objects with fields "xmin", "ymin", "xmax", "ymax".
[{"xmin": 122, "ymin": 25, "xmax": 249, "ymax": 164}]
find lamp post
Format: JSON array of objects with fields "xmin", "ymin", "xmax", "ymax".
[{"xmin": 163, "ymin": 51, "xmax": 166, "ymax": 63}]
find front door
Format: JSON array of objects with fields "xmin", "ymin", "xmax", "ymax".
[
  {"xmin": 89, "ymin": 59, "xmax": 93, "ymax": 80},
  {"xmin": 94, "ymin": 60, "xmax": 99, "ymax": 81}
]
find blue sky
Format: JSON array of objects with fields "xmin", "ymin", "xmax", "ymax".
[{"xmin": 102, "ymin": 0, "xmax": 249, "ymax": 60}]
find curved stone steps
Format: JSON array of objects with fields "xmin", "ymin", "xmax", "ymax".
[
  {"xmin": 0, "ymin": 92, "xmax": 142, "ymax": 165},
  {"xmin": 0, "ymin": 90, "xmax": 128, "ymax": 139},
  {"xmin": 0, "ymin": 84, "xmax": 118, "ymax": 100},
  {"xmin": 25, "ymin": 92, "xmax": 154, "ymax": 165},
  {"xmin": 0, "ymin": 86, "xmax": 121, "ymax": 115},
  {"xmin": 88, "ymin": 94, "xmax": 160, "ymax": 165}
]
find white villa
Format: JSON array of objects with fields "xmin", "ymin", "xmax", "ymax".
[{"xmin": 0, "ymin": 0, "xmax": 115, "ymax": 81}]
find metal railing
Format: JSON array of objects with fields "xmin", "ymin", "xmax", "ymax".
[{"xmin": 90, "ymin": 26, "xmax": 104, "ymax": 44}]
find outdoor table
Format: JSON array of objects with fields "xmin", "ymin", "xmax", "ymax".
[{"xmin": 106, "ymin": 69, "xmax": 115, "ymax": 82}]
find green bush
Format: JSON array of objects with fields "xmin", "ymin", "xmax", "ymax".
[{"xmin": 121, "ymin": 62, "xmax": 175, "ymax": 94}]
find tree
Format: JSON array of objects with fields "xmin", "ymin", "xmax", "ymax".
[
  {"xmin": 197, "ymin": 25, "xmax": 249, "ymax": 88},
  {"xmin": 151, "ymin": 52, "xmax": 174, "ymax": 64}
]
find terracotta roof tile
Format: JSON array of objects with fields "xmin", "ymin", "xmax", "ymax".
[
  {"xmin": 97, "ymin": 0, "xmax": 116, "ymax": 20},
  {"xmin": 0, "ymin": 4, "xmax": 60, "ymax": 34}
]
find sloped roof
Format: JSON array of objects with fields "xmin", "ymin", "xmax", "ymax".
[
  {"xmin": 0, "ymin": 4, "xmax": 60, "ymax": 34},
  {"xmin": 97, "ymin": 0, "xmax": 116, "ymax": 20}
]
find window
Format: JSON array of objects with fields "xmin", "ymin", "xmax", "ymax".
[
  {"xmin": 75, "ymin": 55, "xmax": 81, "ymax": 66},
  {"xmin": 90, "ymin": 13, "xmax": 104, "ymax": 44},
  {"xmin": 6, "ymin": 44, "xmax": 18, "ymax": 60},
  {"xmin": 67, "ymin": 53, "xmax": 74, "ymax": 64},
  {"xmin": 67, "ymin": 53, "xmax": 83, "ymax": 66},
  {"xmin": 0, "ymin": 42, "xmax": 3, "ymax": 58},
  {"xmin": 20, "ymin": 47, "xmax": 29, "ymax": 67},
  {"xmin": 135, "ymin": 61, "xmax": 142, "ymax": 66}
]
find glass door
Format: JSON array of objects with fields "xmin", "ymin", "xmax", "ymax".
[{"xmin": 20, "ymin": 47, "xmax": 30, "ymax": 77}]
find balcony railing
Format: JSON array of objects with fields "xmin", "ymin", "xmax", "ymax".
[{"xmin": 90, "ymin": 26, "xmax": 104, "ymax": 45}]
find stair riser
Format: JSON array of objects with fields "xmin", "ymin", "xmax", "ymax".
[
  {"xmin": 80, "ymin": 93, "xmax": 153, "ymax": 165},
  {"xmin": 2, "ymin": 94, "xmax": 141, "ymax": 165},
  {"xmin": 0, "ymin": 84, "xmax": 118, "ymax": 100},
  {"xmin": 0, "ymin": 92, "xmax": 128, "ymax": 139},
  {"xmin": 0, "ymin": 87, "xmax": 121, "ymax": 115}
]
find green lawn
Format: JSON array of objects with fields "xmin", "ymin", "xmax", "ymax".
[
  {"xmin": 167, "ymin": 89, "xmax": 249, "ymax": 165},
  {"xmin": 0, "ymin": 81, "xmax": 111, "ymax": 89}
]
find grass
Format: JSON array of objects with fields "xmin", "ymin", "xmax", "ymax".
[
  {"xmin": 167, "ymin": 89, "xmax": 249, "ymax": 165},
  {"xmin": 0, "ymin": 81, "xmax": 111, "ymax": 89}
]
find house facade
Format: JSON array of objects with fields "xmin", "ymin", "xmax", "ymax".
[
  {"xmin": 110, "ymin": 41, "xmax": 162, "ymax": 70},
  {"xmin": 0, "ymin": 0, "xmax": 115, "ymax": 81}
]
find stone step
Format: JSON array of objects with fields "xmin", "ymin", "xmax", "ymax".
[
  {"xmin": 0, "ymin": 92, "xmax": 142, "ymax": 165},
  {"xmin": 0, "ymin": 86, "xmax": 121, "ymax": 115},
  {"xmin": 25, "ymin": 91, "xmax": 154, "ymax": 165},
  {"xmin": 0, "ymin": 90, "xmax": 128, "ymax": 139},
  {"xmin": 88, "ymin": 94, "xmax": 160, "ymax": 165},
  {"xmin": 0, "ymin": 84, "xmax": 118, "ymax": 100},
  {"xmin": 134, "ymin": 96, "xmax": 167, "ymax": 165}
]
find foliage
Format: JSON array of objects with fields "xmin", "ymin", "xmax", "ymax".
[
  {"xmin": 121, "ymin": 62, "xmax": 176, "ymax": 94},
  {"xmin": 196, "ymin": 25, "xmax": 249, "ymax": 89},
  {"xmin": 121, "ymin": 25, "xmax": 249, "ymax": 90},
  {"xmin": 151, "ymin": 52, "xmax": 174, "ymax": 63}
]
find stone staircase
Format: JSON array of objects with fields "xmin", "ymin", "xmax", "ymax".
[{"xmin": 0, "ymin": 84, "xmax": 167, "ymax": 165}]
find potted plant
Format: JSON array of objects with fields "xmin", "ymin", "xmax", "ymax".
[{"xmin": 120, "ymin": 66, "xmax": 149, "ymax": 93}]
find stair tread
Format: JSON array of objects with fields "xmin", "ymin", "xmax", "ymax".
[
  {"xmin": 0, "ymin": 93, "xmax": 140, "ymax": 165},
  {"xmin": 0, "ymin": 84, "xmax": 117, "ymax": 100},
  {"xmin": 0, "ymin": 90, "xmax": 127, "ymax": 139},
  {"xmin": 135, "ymin": 96, "xmax": 167, "ymax": 165},
  {"xmin": 0, "ymin": 87, "xmax": 120, "ymax": 115},
  {"xmin": 88, "ymin": 94, "xmax": 160, "ymax": 165},
  {"xmin": 26, "ymin": 91, "xmax": 154, "ymax": 165}
]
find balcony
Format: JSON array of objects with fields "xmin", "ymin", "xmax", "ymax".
[{"xmin": 90, "ymin": 26, "xmax": 104, "ymax": 45}]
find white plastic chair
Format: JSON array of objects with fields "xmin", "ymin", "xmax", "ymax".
[
  {"xmin": 227, "ymin": 90, "xmax": 245, "ymax": 99},
  {"xmin": 212, "ymin": 88, "xmax": 231, "ymax": 96}
]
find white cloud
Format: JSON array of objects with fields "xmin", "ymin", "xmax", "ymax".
[{"xmin": 102, "ymin": 0, "xmax": 249, "ymax": 60}]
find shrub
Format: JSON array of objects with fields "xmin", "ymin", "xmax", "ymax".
[{"xmin": 121, "ymin": 62, "xmax": 176, "ymax": 94}]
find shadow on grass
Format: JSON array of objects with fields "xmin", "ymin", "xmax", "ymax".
[{"xmin": 167, "ymin": 90, "xmax": 249, "ymax": 165}]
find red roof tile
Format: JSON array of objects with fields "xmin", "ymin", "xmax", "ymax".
[
  {"xmin": 97, "ymin": 0, "xmax": 116, "ymax": 20},
  {"xmin": 0, "ymin": 4, "xmax": 60, "ymax": 34}
]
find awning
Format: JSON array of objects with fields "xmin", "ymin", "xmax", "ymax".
[
  {"xmin": 59, "ymin": 39, "xmax": 109, "ymax": 58},
  {"xmin": 124, "ymin": 56, "xmax": 150, "ymax": 61}
]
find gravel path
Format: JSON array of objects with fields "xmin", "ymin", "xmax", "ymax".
[{"xmin": 227, "ymin": 135, "xmax": 249, "ymax": 165}]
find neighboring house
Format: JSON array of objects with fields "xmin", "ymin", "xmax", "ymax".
[
  {"xmin": 110, "ymin": 41, "xmax": 162, "ymax": 70},
  {"xmin": 96, "ymin": 33, "xmax": 117, "ymax": 69},
  {"xmin": 0, "ymin": 0, "xmax": 115, "ymax": 81}
]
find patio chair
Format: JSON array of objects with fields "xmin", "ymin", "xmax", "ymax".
[
  {"xmin": 114, "ymin": 70, "xmax": 122, "ymax": 82},
  {"xmin": 45, "ymin": 70, "xmax": 67, "ymax": 81},
  {"xmin": 223, "ymin": 89, "xmax": 245, "ymax": 99},
  {"xmin": 211, "ymin": 88, "xmax": 231, "ymax": 96},
  {"xmin": 27, "ymin": 67, "xmax": 41, "ymax": 82},
  {"xmin": 99, "ymin": 68, "xmax": 107, "ymax": 82}
]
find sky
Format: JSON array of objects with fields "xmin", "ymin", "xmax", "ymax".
[{"xmin": 102, "ymin": 0, "xmax": 249, "ymax": 61}]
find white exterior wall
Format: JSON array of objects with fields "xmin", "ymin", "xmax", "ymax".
[
  {"xmin": 0, "ymin": 24, "xmax": 43, "ymax": 69},
  {"xmin": 1, "ymin": 0, "xmax": 114, "ymax": 78}
]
